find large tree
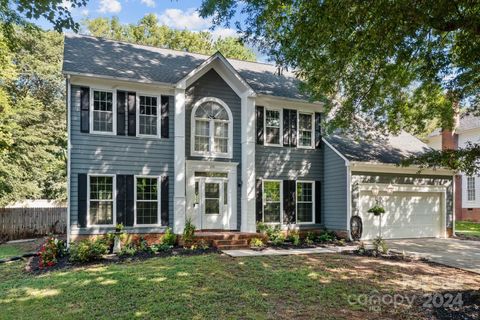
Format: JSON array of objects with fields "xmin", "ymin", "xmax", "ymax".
[
  {"xmin": 200, "ymin": 0, "xmax": 480, "ymax": 173},
  {"xmin": 84, "ymin": 14, "xmax": 256, "ymax": 61}
]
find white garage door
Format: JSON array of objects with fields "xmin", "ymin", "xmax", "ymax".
[{"xmin": 358, "ymin": 191, "xmax": 443, "ymax": 240}]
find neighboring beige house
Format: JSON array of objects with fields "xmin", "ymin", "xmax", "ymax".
[{"xmin": 427, "ymin": 114, "xmax": 480, "ymax": 222}]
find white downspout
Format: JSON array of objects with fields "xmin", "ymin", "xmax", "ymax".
[{"xmin": 66, "ymin": 75, "xmax": 71, "ymax": 247}]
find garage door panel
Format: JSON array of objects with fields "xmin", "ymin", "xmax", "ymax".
[{"xmin": 358, "ymin": 191, "xmax": 442, "ymax": 240}]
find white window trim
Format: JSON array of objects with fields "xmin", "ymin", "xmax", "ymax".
[
  {"xmin": 297, "ymin": 112, "xmax": 315, "ymax": 149},
  {"xmin": 296, "ymin": 180, "xmax": 315, "ymax": 224},
  {"xmin": 89, "ymin": 88, "xmax": 117, "ymax": 135},
  {"xmin": 466, "ymin": 176, "xmax": 476, "ymax": 202},
  {"xmin": 263, "ymin": 107, "xmax": 283, "ymax": 147},
  {"xmin": 87, "ymin": 174, "xmax": 116, "ymax": 227},
  {"xmin": 262, "ymin": 179, "xmax": 283, "ymax": 224},
  {"xmin": 190, "ymin": 97, "xmax": 233, "ymax": 158},
  {"xmin": 134, "ymin": 175, "xmax": 161, "ymax": 227},
  {"xmin": 136, "ymin": 94, "xmax": 161, "ymax": 138}
]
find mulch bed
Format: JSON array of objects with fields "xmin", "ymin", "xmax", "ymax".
[
  {"xmin": 344, "ymin": 248, "xmax": 419, "ymax": 262},
  {"xmin": 25, "ymin": 247, "xmax": 219, "ymax": 274},
  {"xmin": 263, "ymin": 240, "xmax": 352, "ymax": 250},
  {"xmin": 418, "ymin": 290, "xmax": 480, "ymax": 320}
]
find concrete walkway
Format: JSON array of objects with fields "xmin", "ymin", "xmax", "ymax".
[
  {"xmin": 386, "ymin": 238, "xmax": 480, "ymax": 274},
  {"xmin": 222, "ymin": 245, "xmax": 358, "ymax": 257}
]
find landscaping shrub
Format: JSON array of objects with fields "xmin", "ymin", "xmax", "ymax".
[
  {"xmin": 161, "ymin": 227, "xmax": 177, "ymax": 246},
  {"xmin": 69, "ymin": 238, "xmax": 109, "ymax": 263},
  {"xmin": 303, "ymin": 232, "xmax": 315, "ymax": 245},
  {"xmin": 288, "ymin": 230, "xmax": 301, "ymax": 246},
  {"xmin": 256, "ymin": 222, "xmax": 268, "ymax": 234},
  {"xmin": 250, "ymin": 237, "xmax": 264, "ymax": 248},
  {"xmin": 317, "ymin": 230, "xmax": 336, "ymax": 243},
  {"xmin": 271, "ymin": 233, "xmax": 286, "ymax": 246},
  {"xmin": 151, "ymin": 243, "xmax": 173, "ymax": 252},
  {"xmin": 372, "ymin": 237, "xmax": 388, "ymax": 255},
  {"xmin": 38, "ymin": 236, "xmax": 66, "ymax": 269},
  {"xmin": 119, "ymin": 243, "xmax": 137, "ymax": 257},
  {"xmin": 183, "ymin": 217, "xmax": 196, "ymax": 245}
]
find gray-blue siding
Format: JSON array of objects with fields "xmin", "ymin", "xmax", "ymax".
[
  {"xmin": 322, "ymin": 144, "xmax": 348, "ymax": 230},
  {"xmin": 185, "ymin": 69, "xmax": 242, "ymax": 229},
  {"xmin": 69, "ymin": 85, "xmax": 175, "ymax": 230}
]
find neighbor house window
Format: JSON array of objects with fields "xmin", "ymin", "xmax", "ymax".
[
  {"xmin": 298, "ymin": 112, "xmax": 313, "ymax": 148},
  {"xmin": 296, "ymin": 181, "xmax": 314, "ymax": 223},
  {"xmin": 192, "ymin": 98, "xmax": 232, "ymax": 157},
  {"xmin": 135, "ymin": 177, "xmax": 159, "ymax": 225},
  {"xmin": 467, "ymin": 176, "xmax": 476, "ymax": 201},
  {"xmin": 264, "ymin": 109, "xmax": 281, "ymax": 145},
  {"xmin": 88, "ymin": 175, "xmax": 114, "ymax": 225},
  {"xmin": 263, "ymin": 180, "xmax": 282, "ymax": 223},
  {"xmin": 92, "ymin": 90, "xmax": 114, "ymax": 133},
  {"xmin": 138, "ymin": 95, "xmax": 159, "ymax": 136}
]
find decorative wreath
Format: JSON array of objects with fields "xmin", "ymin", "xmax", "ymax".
[{"xmin": 350, "ymin": 216, "xmax": 363, "ymax": 241}]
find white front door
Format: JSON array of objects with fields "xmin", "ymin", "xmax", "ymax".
[{"xmin": 197, "ymin": 177, "xmax": 228, "ymax": 229}]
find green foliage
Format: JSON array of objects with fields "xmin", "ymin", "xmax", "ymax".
[
  {"xmin": 151, "ymin": 243, "xmax": 173, "ymax": 253},
  {"xmin": 372, "ymin": 237, "xmax": 388, "ymax": 256},
  {"xmin": 183, "ymin": 217, "xmax": 196, "ymax": 245},
  {"xmin": 115, "ymin": 224, "xmax": 124, "ymax": 232},
  {"xmin": 161, "ymin": 227, "xmax": 177, "ymax": 246},
  {"xmin": 288, "ymin": 230, "xmax": 300, "ymax": 246},
  {"xmin": 357, "ymin": 242, "xmax": 367, "ymax": 255},
  {"xmin": 38, "ymin": 236, "xmax": 65, "ymax": 268},
  {"xmin": 200, "ymin": 0, "xmax": 480, "ymax": 173},
  {"xmin": 317, "ymin": 230, "xmax": 336, "ymax": 243},
  {"xmin": 270, "ymin": 233, "xmax": 285, "ymax": 246},
  {"xmin": 0, "ymin": 28, "xmax": 66, "ymax": 206},
  {"xmin": 368, "ymin": 205, "xmax": 386, "ymax": 216},
  {"xmin": 83, "ymin": 14, "xmax": 256, "ymax": 61},
  {"xmin": 69, "ymin": 238, "xmax": 109, "ymax": 263},
  {"xmin": 264, "ymin": 224, "xmax": 281, "ymax": 241},
  {"xmin": 119, "ymin": 243, "xmax": 137, "ymax": 257},
  {"xmin": 250, "ymin": 237, "xmax": 264, "ymax": 248},
  {"xmin": 256, "ymin": 221, "xmax": 268, "ymax": 234}
]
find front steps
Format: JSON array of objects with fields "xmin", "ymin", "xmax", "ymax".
[{"xmin": 192, "ymin": 231, "xmax": 264, "ymax": 250}]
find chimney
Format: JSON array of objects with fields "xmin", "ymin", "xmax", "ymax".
[{"xmin": 441, "ymin": 99, "xmax": 460, "ymax": 151}]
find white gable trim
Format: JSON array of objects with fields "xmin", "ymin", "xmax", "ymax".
[
  {"xmin": 322, "ymin": 137, "xmax": 350, "ymax": 166},
  {"xmin": 175, "ymin": 52, "xmax": 256, "ymax": 97}
]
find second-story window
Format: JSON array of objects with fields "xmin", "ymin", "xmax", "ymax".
[
  {"xmin": 92, "ymin": 90, "xmax": 114, "ymax": 133},
  {"xmin": 298, "ymin": 112, "xmax": 314, "ymax": 148},
  {"xmin": 265, "ymin": 109, "xmax": 282, "ymax": 146},
  {"xmin": 192, "ymin": 98, "xmax": 232, "ymax": 158},
  {"xmin": 138, "ymin": 95, "xmax": 159, "ymax": 136}
]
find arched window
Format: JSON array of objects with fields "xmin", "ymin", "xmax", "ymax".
[{"xmin": 191, "ymin": 98, "xmax": 232, "ymax": 158}]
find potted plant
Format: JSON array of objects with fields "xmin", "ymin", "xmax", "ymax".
[{"xmin": 367, "ymin": 204, "xmax": 385, "ymax": 216}]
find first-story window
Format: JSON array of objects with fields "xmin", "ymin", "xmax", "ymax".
[
  {"xmin": 265, "ymin": 109, "xmax": 281, "ymax": 145},
  {"xmin": 297, "ymin": 181, "xmax": 314, "ymax": 223},
  {"xmin": 138, "ymin": 95, "xmax": 159, "ymax": 136},
  {"xmin": 467, "ymin": 176, "xmax": 476, "ymax": 201},
  {"xmin": 92, "ymin": 90, "xmax": 114, "ymax": 133},
  {"xmin": 298, "ymin": 112, "xmax": 313, "ymax": 148},
  {"xmin": 263, "ymin": 180, "xmax": 282, "ymax": 223},
  {"xmin": 89, "ymin": 175, "xmax": 114, "ymax": 225},
  {"xmin": 136, "ymin": 177, "xmax": 159, "ymax": 225}
]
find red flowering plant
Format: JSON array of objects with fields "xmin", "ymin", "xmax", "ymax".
[{"xmin": 37, "ymin": 236, "xmax": 66, "ymax": 269}]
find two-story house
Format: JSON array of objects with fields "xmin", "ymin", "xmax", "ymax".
[
  {"xmin": 427, "ymin": 114, "xmax": 480, "ymax": 222},
  {"xmin": 63, "ymin": 34, "xmax": 454, "ymax": 245}
]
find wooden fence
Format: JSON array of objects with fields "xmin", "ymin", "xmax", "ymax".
[{"xmin": 0, "ymin": 207, "xmax": 67, "ymax": 241}]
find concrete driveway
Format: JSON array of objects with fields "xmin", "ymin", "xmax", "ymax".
[{"xmin": 386, "ymin": 238, "xmax": 480, "ymax": 274}]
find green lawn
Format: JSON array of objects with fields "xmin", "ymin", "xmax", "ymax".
[
  {"xmin": 0, "ymin": 239, "xmax": 42, "ymax": 259},
  {"xmin": 1, "ymin": 253, "xmax": 479, "ymax": 319},
  {"xmin": 456, "ymin": 220, "xmax": 480, "ymax": 238}
]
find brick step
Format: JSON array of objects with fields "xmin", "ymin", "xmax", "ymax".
[
  {"xmin": 212, "ymin": 239, "xmax": 249, "ymax": 246},
  {"xmin": 216, "ymin": 244, "xmax": 250, "ymax": 250}
]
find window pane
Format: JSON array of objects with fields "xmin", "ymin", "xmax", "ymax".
[
  {"xmin": 299, "ymin": 113, "xmax": 312, "ymax": 130},
  {"xmin": 205, "ymin": 183, "xmax": 220, "ymax": 198},
  {"xmin": 264, "ymin": 181, "xmax": 281, "ymax": 201},
  {"xmin": 264, "ymin": 203, "xmax": 280, "ymax": 222},
  {"xmin": 297, "ymin": 183, "xmax": 312, "ymax": 202},
  {"xmin": 195, "ymin": 136, "xmax": 210, "ymax": 152},
  {"xmin": 297, "ymin": 203, "xmax": 313, "ymax": 223},
  {"xmin": 89, "ymin": 201, "xmax": 113, "ymax": 225},
  {"xmin": 467, "ymin": 177, "xmax": 476, "ymax": 201},
  {"xmin": 266, "ymin": 110, "xmax": 280, "ymax": 127},
  {"xmin": 214, "ymin": 137, "xmax": 228, "ymax": 153},
  {"xmin": 299, "ymin": 131, "xmax": 312, "ymax": 147},
  {"xmin": 136, "ymin": 178, "xmax": 158, "ymax": 201},
  {"xmin": 205, "ymin": 199, "xmax": 220, "ymax": 214},
  {"xmin": 136, "ymin": 201, "xmax": 158, "ymax": 224},
  {"xmin": 266, "ymin": 127, "xmax": 280, "ymax": 145},
  {"xmin": 214, "ymin": 122, "xmax": 228, "ymax": 137},
  {"xmin": 195, "ymin": 120, "xmax": 209, "ymax": 136},
  {"xmin": 90, "ymin": 176, "xmax": 113, "ymax": 200}
]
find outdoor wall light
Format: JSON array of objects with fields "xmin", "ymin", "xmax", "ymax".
[
  {"xmin": 386, "ymin": 184, "xmax": 394, "ymax": 195},
  {"xmin": 371, "ymin": 185, "xmax": 380, "ymax": 196}
]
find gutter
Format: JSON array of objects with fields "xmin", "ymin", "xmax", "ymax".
[{"xmin": 62, "ymin": 71, "xmax": 176, "ymax": 88}]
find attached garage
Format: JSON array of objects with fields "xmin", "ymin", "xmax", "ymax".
[{"xmin": 357, "ymin": 184, "xmax": 446, "ymax": 240}]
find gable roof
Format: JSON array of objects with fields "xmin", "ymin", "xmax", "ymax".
[
  {"xmin": 324, "ymin": 130, "xmax": 431, "ymax": 164},
  {"xmin": 62, "ymin": 34, "xmax": 308, "ymax": 100}
]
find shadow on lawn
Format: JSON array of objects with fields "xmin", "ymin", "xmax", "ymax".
[{"xmin": 0, "ymin": 254, "xmax": 479, "ymax": 319}]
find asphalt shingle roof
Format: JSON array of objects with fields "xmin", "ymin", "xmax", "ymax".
[
  {"xmin": 62, "ymin": 34, "xmax": 308, "ymax": 100},
  {"xmin": 429, "ymin": 113, "xmax": 480, "ymax": 137},
  {"xmin": 324, "ymin": 130, "xmax": 431, "ymax": 164}
]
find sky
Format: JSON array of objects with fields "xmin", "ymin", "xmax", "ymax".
[{"xmin": 43, "ymin": 0, "xmax": 244, "ymax": 40}]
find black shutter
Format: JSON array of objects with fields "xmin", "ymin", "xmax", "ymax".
[
  {"xmin": 315, "ymin": 181, "xmax": 321, "ymax": 224},
  {"xmin": 125, "ymin": 175, "xmax": 135, "ymax": 226},
  {"xmin": 80, "ymin": 87, "xmax": 90, "ymax": 133},
  {"xmin": 256, "ymin": 106, "xmax": 264, "ymax": 145},
  {"xmin": 116, "ymin": 175, "xmax": 127, "ymax": 225},
  {"xmin": 161, "ymin": 96, "xmax": 170, "ymax": 138},
  {"xmin": 290, "ymin": 110, "xmax": 297, "ymax": 147},
  {"xmin": 161, "ymin": 176, "xmax": 169, "ymax": 226},
  {"xmin": 78, "ymin": 173, "xmax": 88, "ymax": 228},
  {"xmin": 315, "ymin": 112, "xmax": 322, "ymax": 149},
  {"xmin": 117, "ymin": 91, "xmax": 126, "ymax": 136},
  {"xmin": 283, "ymin": 109, "xmax": 290, "ymax": 146},
  {"xmin": 256, "ymin": 179, "xmax": 263, "ymax": 223},
  {"xmin": 127, "ymin": 92, "xmax": 136, "ymax": 136},
  {"xmin": 283, "ymin": 180, "xmax": 296, "ymax": 224}
]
